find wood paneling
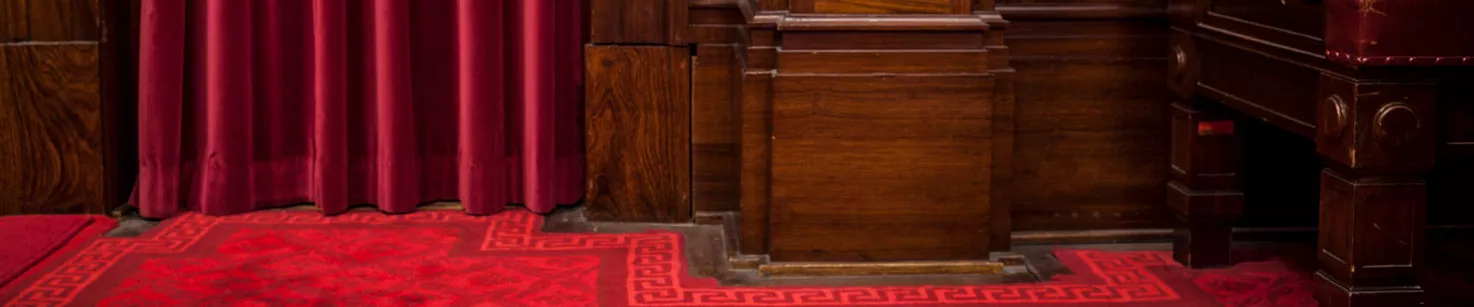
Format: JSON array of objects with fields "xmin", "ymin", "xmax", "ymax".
[
  {"xmin": 769, "ymin": 75, "xmax": 994, "ymax": 262},
  {"xmin": 0, "ymin": 0, "xmax": 121, "ymax": 216},
  {"xmin": 778, "ymin": 50, "xmax": 989, "ymax": 74},
  {"xmin": 1, "ymin": 0, "xmax": 26, "ymax": 41},
  {"xmin": 781, "ymin": 32, "xmax": 986, "ymax": 50},
  {"xmin": 584, "ymin": 46, "xmax": 693, "ymax": 222},
  {"xmin": 1007, "ymin": 20, "xmax": 1172, "ymax": 231},
  {"xmin": 27, "ymin": 0, "xmax": 99, "ymax": 41},
  {"xmin": 692, "ymin": 46, "xmax": 739, "ymax": 213},
  {"xmin": 588, "ymin": 0, "xmax": 687, "ymax": 44},
  {"xmin": 800, "ymin": 0, "xmax": 964, "ymax": 14},
  {"xmin": 0, "ymin": 44, "xmax": 104, "ymax": 215},
  {"xmin": 3, "ymin": 0, "xmax": 103, "ymax": 41},
  {"xmin": 1197, "ymin": 0, "xmax": 1323, "ymax": 55}
]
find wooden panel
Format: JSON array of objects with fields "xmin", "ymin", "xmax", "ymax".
[
  {"xmin": 802, "ymin": 0, "xmax": 963, "ymax": 14},
  {"xmin": 1, "ymin": 0, "xmax": 26, "ymax": 41},
  {"xmin": 769, "ymin": 75, "xmax": 993, "ymax": 262},
  {"xmin": 778, "ymin": 50, "xmax": 989, "ymax": 74},
  {"xmin": 692, "ymin": 46, "xmax": 739, "ymax": 213},
  {"xmin": 1196, "ymin": 36, "xmax": 1318, "ymax": 137},
  {"xmin": 994, "ymin": 0, "xmax": 1166, "ymax": 19},
  {"xmin": 27, "ymin": 0, "xmax": 99, "ymax": 41},
  {"xmin": 687, "ymin": 5, "xmax": 743, "ymax": 44},
  {"xmin": 1007, "ymin": 21, "xmax": 1164, "ymax": 59},
  {"xmin": 0, "ymin": 44, "xmax": 104, "ymax": 215},
  {"xmin": 1204, "ymin": 0, "xmax": 1322, "ymax": 38},
  {"xmin": 588, "ymin": 0, "xmax": 686, "ymax": 45},
  {"xmin": 1197, "ymin": 0, "xmax": 1323, "ymax": 54},
  {"xmin": 584, "ymin": 45, "xmax": 692, "ymax": 222},
  {"xmin": 782, "ymin": 32, "xmax": 986, "ymax": 50},
  {"xmin": 1007, "ymin": 20, "xmax": 1172, "ymax": 231},
  {"xmin": 739, "ymin": 69, "xmax": 775, "ymax": 255}
]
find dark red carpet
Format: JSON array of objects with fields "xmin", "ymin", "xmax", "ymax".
[
  {"xmin": 0, "ymin": 215, "xmax": 115, "ymax": 288},
  {"xmin": 0, "ymin": 210, "xmax": 1314, "ymax": 306}
]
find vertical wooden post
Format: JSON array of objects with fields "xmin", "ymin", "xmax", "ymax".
[{"xmin": 1312, "ymin": 74, "xmax": 1431, "ymax": 307}]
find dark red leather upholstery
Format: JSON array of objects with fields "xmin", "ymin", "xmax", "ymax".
[{"xmin": 1325, "ymin": 0, "xmax": 1474, "ymax": 66}]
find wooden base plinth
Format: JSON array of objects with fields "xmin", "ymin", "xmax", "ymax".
[{"xmin": 1314, "ymin": 271, "xmax": 1424, "ymax": 307}]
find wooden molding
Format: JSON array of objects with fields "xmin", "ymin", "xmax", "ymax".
[{"xmin": 759, "ymin": 260, "xmax": 1005, "ymax": 277}]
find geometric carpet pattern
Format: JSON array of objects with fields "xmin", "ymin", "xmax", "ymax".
[{"xmin": 0, "ymin": 210, "xmax": 1313, "ymax": 306}]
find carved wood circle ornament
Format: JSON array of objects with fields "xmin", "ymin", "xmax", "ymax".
[
  {"xmin": 1373, "ymin": 102, "xmax": 1419, "ymax": 148},
  {"xmin": 1320, "ymin": 95, "xmax": 1349, "ymax": 141},
  {"xmin": 1171, "ymin": 45, "xmax": 1187, "ymax": 79}
]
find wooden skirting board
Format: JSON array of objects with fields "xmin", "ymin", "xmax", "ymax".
[{"xmin": 759, "ymin": 260, "xmax": 1005, "ymax": 277}]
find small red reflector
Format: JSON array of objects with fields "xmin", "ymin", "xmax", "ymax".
[{"xmin": 1197, "ymin": 120, "xmax": 1234, "ymax": 136}]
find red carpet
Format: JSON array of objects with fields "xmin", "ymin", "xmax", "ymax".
[
  {"xmin": 0, "ymin": 215, "xmax": 115, "ymax": 288},
  {"xmin": 0, "ymin": 210, "xmax": 1314, "ymax": 306}
]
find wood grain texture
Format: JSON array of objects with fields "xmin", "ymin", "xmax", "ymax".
[
  {"xmin": 1197, "ymin": 0, "xmax": 1322, "ymax": 55},
  {"xmin": 738, "ymin": 69, "xmax": 774, "ymax": 255},
  {"xmin": 737, "ymin": 25, "xmax": 778, "ymax": 255},
  {"xmin": 686, "ymin": 5, "xmax": 743, "ymax": 44},
  {"xmin": 584, "ymin": 45, "xmax": 692, "ymax": 223},
  {"xmin": 778, "ymin": 50, "xmax": 989, "ymax": 74},
  {"xmin": 692, "ymin": 46, "xmax": 739, "ymax": 213},
  {"xmin": 588, "ymin": 0, "xmax": 687, "ymax": 45},
  {"xmin": 27, "ymin": 0, "xmax": 99, "ymax": 41},
  {"xmin": 1, "ymin": 0, "xmax": 26, "ymax": 41},
  {"xmin": 0, "ymin": 43, "xmax": 104, "ymax": 215},
  {"xmin": 993, "ymin": 0, "xmax": 1166, "ymax": 19},
  {"xmin": 758, "ymin": 260, "xmax": 1004, "ymax": 276},
  {"xmin": 801, "ymin": 0, "xmax": 962, "ymax": 14},
  {"xmin": 781, "ymin": 32, "xmax": 986, "ymax": 50},
  {"xmin": 768, "ymin": 75, "xmax": 994, "ymax": 262},
  {"xmin": 1007, "ymin": 20, "xmax": 1172, "ymax": 231}
]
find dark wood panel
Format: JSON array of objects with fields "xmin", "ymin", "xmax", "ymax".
[
  {"xmin": 738, "ymin": 69, "xmax": 775, "ymax": 255},
  {"xmin": 1196, "ymin": 36, "xmax": 1318, "ymax": 137},
  {"xmin": 692, "ymin": 46, "xmax": 739, "ymax": 213},
  {"xmin": 1, "ymin": 0, "xmax": 26, "ymax": 41},
  {"xmin": 777, "ymin": 50, "xmax": 989, "ymax": 74},
  {"xmin": 781, "ymin": 32, "xmax": 986, "ymax": 50},
  {"xmin": 584, "ymin": 45, "xmax": 692, "ymax": 222},
  {"xmin": 769, "ymin": 75, "xmax": 993, "ymax": 262},
  {"xmin": 1204, "ymin": 0, "xmax": 1322, "ymax": 39},
  {"xmin": 588, "ymin": 0, "xmax": 686, "ymax": 45},
  {"xmin": 801, "ymin": 0, "xmax": 963, "ymax": 14},
  {"xmin": 1007, "ymin": 21, "xmax": 1165, "ymax": 59},
  {"xmin": 0, "ymin": 43, "xmax": 104, "ymax": 215},
  {"xmin": 994, "ymin": 0, "xmax": 1166, "ymax": 19},
  {"xmin": 687, "ymin": 5, "xmax": 744, "ymax": 44},
  {"xmin": 1007, "ymin": 20, "xmax": 1172, "ymax": 231},
  {"xmin": 27, "ymin": 0, "xmax": 99, "ymax": 41}
]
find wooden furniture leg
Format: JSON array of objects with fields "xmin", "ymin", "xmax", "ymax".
[
  {"xmin": 1166, "ymin": 101, "xmax": 1244, "ymax": 268},
  {"xmin": 1312, "ymin": 75, "xmax": 1431, "ymax": 307}
]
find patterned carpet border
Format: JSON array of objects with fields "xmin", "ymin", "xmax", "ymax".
[{"xmin": 4, "ymin": 210, "xmax": 1187, "ymax": 306}]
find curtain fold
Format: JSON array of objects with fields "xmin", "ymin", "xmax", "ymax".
[{"xmin": 135, "ymin": 0, "xmax": 585, "ymax": 219}]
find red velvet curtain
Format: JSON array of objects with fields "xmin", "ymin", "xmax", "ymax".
[{"xmin": 134, "ymin": 0, "xmax": 584, "ymax": 219}]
